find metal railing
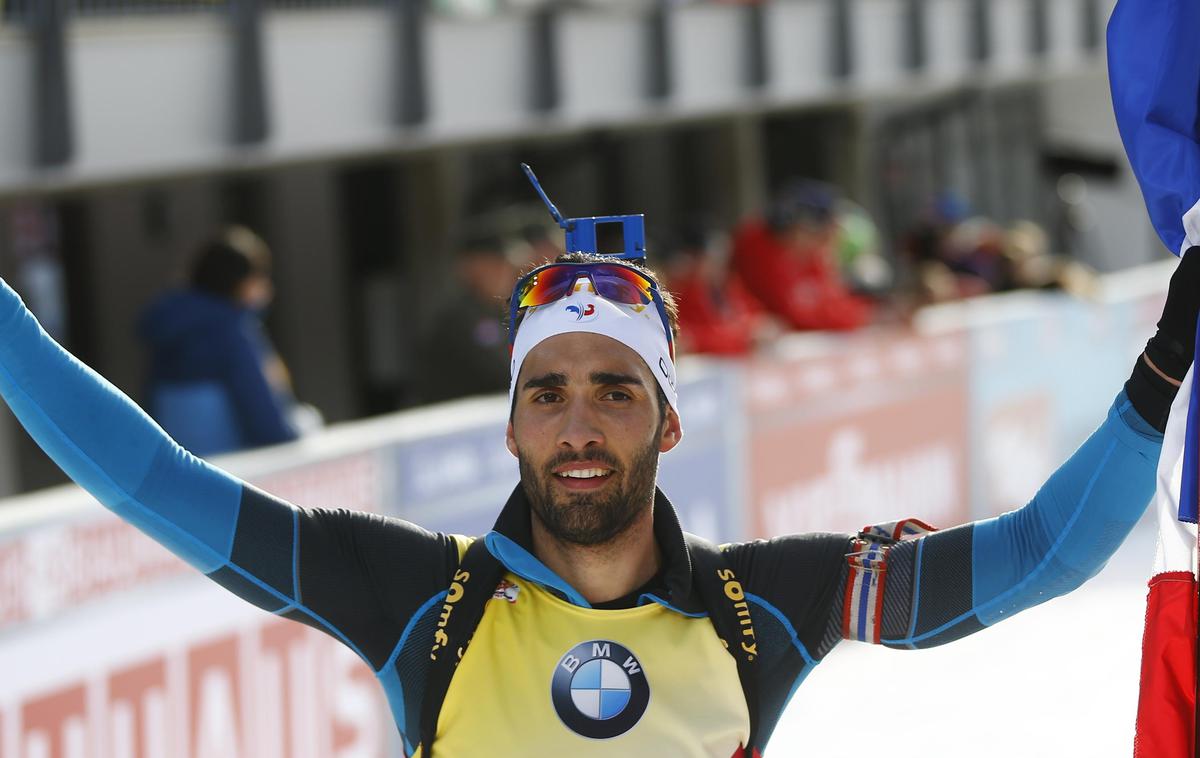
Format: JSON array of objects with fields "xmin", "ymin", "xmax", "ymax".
[
  {"xmin": 1, "ymin": 0, "xmax": 392, "ymax": 23},
  {"xmin": 264, "ymin": 0, "xmax": 385, "ymax": 7},
  {"xmin": 75, "ymin": 0, "xmax": 227, "ymax": 14},
  {"xmin": 2, "ymin": 0, "xmax": 223, "ymax": 22}
]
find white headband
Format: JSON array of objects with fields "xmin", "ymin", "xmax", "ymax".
[{"xmin": 509, "ymin": 279, "xmax": 678, "ymax": 413}]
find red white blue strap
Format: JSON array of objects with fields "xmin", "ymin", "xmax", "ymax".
[{"xmin": 842, "ymin": 518, "xmax": 937, "ymax": 644}]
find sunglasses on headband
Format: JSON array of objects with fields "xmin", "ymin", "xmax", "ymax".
[{"xmin": 507, "ymin": 262, "xmax": 675, "ymax": 360}]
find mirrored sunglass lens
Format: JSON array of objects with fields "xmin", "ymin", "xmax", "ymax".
[
  {"xmin": 518, "ymin": 268, "xmax": 574, "ymax": 307},
  {"xmin": 517, "ymin": 264, "xmax": 653, "ymax": 309},
  {"xmin": 515, "ymin": 277, "xmax": 538, "ymax": 306},
  {"xmin": 592, "ymin": 267, "xmax": 652, "ymax": 304}
]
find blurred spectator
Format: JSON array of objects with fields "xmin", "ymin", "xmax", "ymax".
[
  {"xmin": 414, "ymin": 235, "xmax": 516, "ymax": 404},
  {"xmin": 732, "ymin": 180, "xmax": 873, "ymax": 331},
  {"xmin": 939, "ymin": 217, "xmax": 1012, "ymax": 292},
  {"xmin": 905, "ymin": 194, "xmax": 1014, "ymax": 303},
  {"xmin": 903, "ymin": 195, "xmax": 1103, "ymax": 305},
  {"xmin": 664, "ymin": 223, "xmax": 775, "ymax": 356},
  {"xmin": 138, "ymin": 226, "xmax": 312, "ymax": 457},
  {"xmin": 834, "ymin": 200, "xmax": 893, "ymax": 294},
  {"xmin": 1004, "ymin": 219, "xmax": 1099, "ymax": 297},
  {"xmin": 904, "ymin": 191, "xmax": 971, "ymax": 270}
]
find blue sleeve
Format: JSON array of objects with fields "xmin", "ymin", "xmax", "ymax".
[
  {"xmin": 0, "ymin": 279, "xmax": 425, "ymax": 668},
  {"xmin": 878, "ymin": 390, "xmax": 1161, "ymax": 649},
  {"xmin": 0, "ymin": 279, "xmax": 244, "ymax": 572},
  {"xmin": 220, "ymin": 320, "xmax": 298, "ymax": 448}
]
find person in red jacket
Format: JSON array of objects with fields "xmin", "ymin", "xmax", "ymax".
[
  {"xmin": 664, "ymin": 224, "xmax": 775, "ymax": 356},
  {"xmin": 732, "ymin": 181, "xmax": 873, "ymax": 331}
]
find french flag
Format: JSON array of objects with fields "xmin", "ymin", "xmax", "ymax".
[
  {"xmin": 1109, "ymin": 0, "xmax": 1200, "ymax": 754},
  {"xmin": 1134, "ymin": 363, "xmax": 1198, "ymax": 757}
]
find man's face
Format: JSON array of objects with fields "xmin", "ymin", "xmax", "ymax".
[{"xmin": 506, "ymin": 332, "xmax": 682, "ymax": 547}]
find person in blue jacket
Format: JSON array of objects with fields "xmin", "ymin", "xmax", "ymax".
[{"xmin": 138, "ymin": 226, "xmax": 300, "ymax": 456}]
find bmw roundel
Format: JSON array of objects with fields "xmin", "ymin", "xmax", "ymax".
[{"xmin": 551, "ymin": 640, "xmax": 650, "ymax": 739}]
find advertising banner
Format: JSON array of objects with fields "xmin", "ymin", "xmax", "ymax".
[
  {"xmin": 0, "ymin": 514, "xmax": 187, "ymax": 633},
  {"xmin": 963, "ymin": 285, "xmax": 1168, "ymax": 520},
  {"xmin": 0, "ymin": 451, "xmax": 398, "ymax": 757},
  {"xmin": 0, "ymin": 451, "xmax": 385, "ymax": 638},
  {"xmin": 963, "ymin": 299, "xmax": 1068, "ymax": 520},
  {"xmin": 744, "ymin": 331, "xmax": 970, "ymax": 536},
  {"xmin": 657, "ymin": 364, "xmax": 743, "ymax": 541},
  {"xmin": 391, "ymin": 423, "xmax": 518, "ymax": 536},
  {"xmin": 980, "ymin": 391, "xmax": 1055, "ymax": 517},
  {"xmin": 0, "ymin": 581, "xmax": 391, "ymax": 758}
]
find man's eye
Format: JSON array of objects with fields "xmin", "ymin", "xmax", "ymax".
[
  {"xmin": 603, "ymin": 390, "xmax": 632, "ymax": 401},
  {"xmin": 533, "ymin": 391, "xmax": 562, "ymax": 403}
]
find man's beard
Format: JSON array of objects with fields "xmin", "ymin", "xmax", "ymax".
[{"xmin": 519, "ymin": 439, "xmax": 660, "ymax": 548}]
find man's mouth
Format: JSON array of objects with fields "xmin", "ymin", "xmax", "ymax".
[
  {"xmin": 555, "ymin": 468, "xmax": 612, "ymax": 480},
  {"xmin": 551, "ymin": 463, "xmax": 616, "ymax": 490}
]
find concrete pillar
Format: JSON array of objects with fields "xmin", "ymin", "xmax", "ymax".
[
  {"xmin": 742, "ymin": 3, "xmax": 768, "ymax": 89},
  {"xmin": 904, "ymin": 0, "xmax": 926, "ymax": 72},
  {"xmin": 261, "ymin": 165, "xmax": 356, "ymax": 422},
  {"xmin": 644, "ymin": 1, "xmax": 672, "ymax": 101},
  {"xmin": 31, "ymin": 0, "xmax": 72, "ymax": 167},
  {"xmin": 730, "ymin": 117, "xmax": 767, "ymax": 222},
  {"xmin": 529, "ymin": 8, "xmax": 560, "ymax": 113},
  {"xmin": 970, "ymin": 0, "xmax": 990, "ymax": 65},
  {"xmin": 1029, "ymin": 0, "xmax": 1048, "ymax": 58},
  {"xmin": 393, "ymin": 0, "xmax": 429, "ymax": 126},
  {"xmin": 230, "ymin": 0, "xmax": 269, "ymax": 145},
  {"xmin": 830, "ymin": 0, "xmax": 853, "ymax": 79}
]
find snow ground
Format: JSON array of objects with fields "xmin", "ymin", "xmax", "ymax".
[{"xmin": 769, "ymin": 514, "xmax": 1157, "ymax": 757}]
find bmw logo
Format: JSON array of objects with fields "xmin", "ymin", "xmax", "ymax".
[{"xmin": 551, "ymin": 640, "xmax": 650, "ymax": 739}]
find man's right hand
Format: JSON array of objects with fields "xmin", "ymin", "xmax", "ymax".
[
  {"xmin": 1125, "ymin": 248, "xmax": 1200, "ymax": 432},
  {"xmin": 1145, "ymin": 246, "xmax": 1200, "ymax": 383}
]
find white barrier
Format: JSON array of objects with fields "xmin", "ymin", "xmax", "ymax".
[{"xmin": 0, "ymin": 259, "xmax": 1176, "ymax": 757}]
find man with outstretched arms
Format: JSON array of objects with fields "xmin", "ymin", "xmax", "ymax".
[{"xmin": 0, "ymin": 186, "xmax": 1190, "ymax": 755}]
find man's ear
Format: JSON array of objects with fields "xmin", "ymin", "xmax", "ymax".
[
  {"xmin": 658, "ymin": 407, "xmax": 683, "ymax": 453},
  {"xmin": 506, "ymin": 421, "xmax": 519, "ymax": 459}
]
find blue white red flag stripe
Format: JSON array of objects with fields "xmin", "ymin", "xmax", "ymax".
[
  {"xmin": 1108, "ymin": 0, "xmax": 1200, "ymax": 257},
  {"xmin": 843, "ymin": 519, "xmax": 936, "ymax": 644},
  {"xmin": 1134, "ymin": 362, "xmax": 1199, "ymax": 757},
  {"xmin": 1182, "ymin": 350, "xmax": 1200, "ymax": 524}
]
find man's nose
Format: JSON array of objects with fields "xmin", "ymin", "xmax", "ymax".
[{"xmin": 557, "ymin": 400, "xmax": 604, "ymax": 450}]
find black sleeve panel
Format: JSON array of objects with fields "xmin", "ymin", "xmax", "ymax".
[
  {"xmin": 912, "ymin": 524, "xmax": 975, "ymax": 632},
  {"xmin": 295, "ymin": 507, "xmax": 464, "ymax": 670},
  {"xmin": 217, "ymin": 485, "xmax": 462, "ymax": 672},
  {"xmin": 230, "ymin": 486, "xmax": 296, "ymax": 597},
  {"xmin": 722, "ymin": 533, "xmax": 852, "ymax": 662},
  {"xmin": 874, "ymin": 523, "xmax": 986, "ymax": 650},
  {"xmin": 879, "ymin": 539, "xmax": 917, "ymax": 642},
  {"xmin": 207, "ymin": 486, "xmax": 302, "ymax": 614}
]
